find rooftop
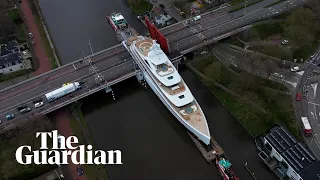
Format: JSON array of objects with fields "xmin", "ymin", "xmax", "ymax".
[
  {"xmin": 264, "ymin": 126, "xmax": 318, "ymax": 174},
  {"xmin": 0, "ymin": 41, "xmax": 23, "ymax": 66}
]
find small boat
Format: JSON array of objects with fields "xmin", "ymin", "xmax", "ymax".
[{"xmin": 216, "ymin": 155, "xmax": 239, "ymax": 180}]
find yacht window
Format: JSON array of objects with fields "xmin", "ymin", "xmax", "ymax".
[
  {"xmin": 178, "ymin": 95, "xmax": 185, "ymax": 99},
  {"xmin": 145, "ymin": 60, "xmax": 150, "ymax": 67},
  {"xmin": 167, "ymin": 76, "xmax": 173, "ymax": 80}
]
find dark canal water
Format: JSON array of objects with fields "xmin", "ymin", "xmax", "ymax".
[
  {"xmin": 39, "ymin": 0, "xmax": 147, "ymax": 64},
  {"xmin": 81, "ymin": 66, "xmax": 277, "ymax": 180},
  {"xmin": 39, "ymin": 0, "xmax": 277, "ymax": 179}
]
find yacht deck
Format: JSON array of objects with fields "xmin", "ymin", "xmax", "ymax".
[{"xmin": 135, "ymin": 38, "xmax": 153, "ymax": 57}]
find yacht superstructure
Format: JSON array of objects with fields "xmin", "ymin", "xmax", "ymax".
[{"xmin": 122, "ymin": 36, "xmax": 211, "ymax": 145}]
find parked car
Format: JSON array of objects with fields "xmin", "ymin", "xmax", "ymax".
[
  {"xmin": 296, "ymin": 93, "xmax": 301, "ymax": 101},
  {"xmin": 0, "ymin": 120, "xmax": 2, "ymax": 124},
  {"xmin": 77, "ymin": 166, "xmax": 84, "ymax": 176},
  {"xmin": 290, "ymin": 66, "xmax": 299, "ymax": 72},
  {"xmin": 271, "ymin": 72, "xmax": 283, "ymax": 78},
  {"xmin": 311, "ymin": 54, "xmax": 316, "ymax": 58},
  {"xmin": 6, "ymin": 114, "xmax": 15, "ymax": 120},
  {"xmin": 34, "ymin": 101, "xmax": 44, "ymax": 108},
  {"xmin": 281, "ymin": 39, "xmax": 289, "ymax": 45},
  {"xmin": 28, "ymin": 32, "xmax": 33, "ymax": 38}
]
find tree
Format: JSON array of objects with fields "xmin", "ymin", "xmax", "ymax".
[
  {"xmin": 286, "ymin": 8, "xmax": 318, "ymax": 32},
  {"xmin": 285, "ymin": 24, "xmax": 315, "ymax": 48}
]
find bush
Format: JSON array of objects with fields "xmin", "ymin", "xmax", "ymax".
[{"xmin": 253, "ymin": 22, "xmax": 284, "ymax": 39}]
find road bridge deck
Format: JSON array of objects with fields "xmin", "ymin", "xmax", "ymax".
[{"xmin": 0, "ymin": 0, "xmax": 305, "ymax": 129}]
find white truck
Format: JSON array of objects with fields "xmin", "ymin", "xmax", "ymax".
[{"xmin": 45, "ymin": 82, "xmax": 81, "ymax": 102}]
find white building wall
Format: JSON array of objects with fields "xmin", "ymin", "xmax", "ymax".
[{"xmin": 0, "ymin": 63, "xmax": 24, "ymax": 74}]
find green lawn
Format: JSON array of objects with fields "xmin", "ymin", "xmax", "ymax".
[
  {"xmin": 69, "ymin": 104, "xmax": 109, "ymax": 180},
  {"xmin": 192, "ymin": 56, "xmax": 301, "ymax": 139},
  {"xmin": 17, "ymin": 24, "xmax": 27, "ymax": 43},
  {"xmin": 0, "ymin": 69, "xmax": 27, "ymax": 82},
  {"xmin": 0, "ymin": 118, "xmax": 56, "ymax": 179},
  {"xmin": 127, "ymin": 0, "xmax": 153, "ymax": 14},
  {"xmin": 7, "ymin": 9, "xmax": 19, "ymax": 20}
]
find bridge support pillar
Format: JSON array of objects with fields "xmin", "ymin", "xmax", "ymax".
[
  {"xmin": 105, "ymin": 86, "xmax": 116, "ymax": 101},
  {"xmin": 136, "ymin": 70, "xmax": 147, "ymax": 89}
]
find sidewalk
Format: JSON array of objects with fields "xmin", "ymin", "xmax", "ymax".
[{"xmin": 20, "ymin": 0, "xmax": 52, "ymax": 75}]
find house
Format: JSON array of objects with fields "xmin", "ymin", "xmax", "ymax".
[
  {"xmin": 256, "ymin": 126, "xmax": 320, "ymax": 180},
  {"xmin": 0, "ymin": 41, "xmax": 31, "ymax": 74}
]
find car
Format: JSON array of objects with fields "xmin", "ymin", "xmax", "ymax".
[
  {"xmin": 20, "ymin": 107, "xmax": 31, "ymax": 114},
  {"xmin": 193, "ymin": 15, "xmax": 201, "ymax": 21},
  {"xmin": 34, "ymin": 101, "xmax": 44, "ymax": 108},
  {"xmin": 22, "ymin": 51, "xmax": 28, "ymax": 56},
  {"xmin": 271, "ymin": 72, "xmax": 283, "ymax": 78},
  {"xmin": 296, "ymin": 93, "xmax": 301, "ymax": 101},
  {"xmin": 281, "ymin": 39, "xmax": 289, "ymax": 45},
  {"xmin": 0, "ymin": 120, "xmax": 2, "ymax": 124},
  {"xmin": 17, "ymin": 105, "xmax": 27, "ymax": 111},
  {"xmin": 290, "ymin": 66, "xmax": 299, "ymax": 72},
  {"xmin": 311, "ymin": 54, "xmax": 316, "ymax": 58},
  {"xmin": 6, "ymin": 114, "xmax": 15, "ymax": 120},
  {"xmin": 28, "ymin": 32, "xmax": 33, "ymax": 38},
  {"xmin": 31, "ymin": 41, "xmax": 35, "ymax": 46},
  {"xmin": 77, "ymin": 166, "xmax": 84, "ymax": 176}
]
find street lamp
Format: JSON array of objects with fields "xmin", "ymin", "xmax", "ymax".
[{"xmin": 244, "ymin": 0, "xmax": 248, "ymax": 15}]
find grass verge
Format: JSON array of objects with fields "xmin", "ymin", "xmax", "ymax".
[
  {"xmin": 69, "ymin": 103, "xmax": 109, "ymax": 180},
  {"xmin": 17, "ymin": 24, "xmax": 27, "ymax": 43},
  {"xmin": 33, "ymin": 15, "xmax": 57, "ymax": 69},
  {"xmin": 229, "ymin": 0, "xmax": 263, "ymax": 12},
  {"xmin": 127, "ymin": 0, "xmax": 153, "ymax": 14},
  {"xmin": 0, "ymin": 69, "xmax": 27, "ymax": 82},
  {"xmin": 0, "ymin": 117, "xmax": 56, "ymax": 179},
  {"xmin": 192, "ymin": 56, "xmax": 301, "ymax": 139},
  {"xmin": 264, "ymin": 0, "xmax": 284, "ymax": 8}
]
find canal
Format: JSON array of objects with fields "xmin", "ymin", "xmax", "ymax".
[
  {"xmin": 81, "ymin": 66, "xmax": 277, "ymax": 180},
  {"xmin": 38, "ymin": 0, "xmax": 146, "ymax": 64},
  {"xmin": 39, "ymin": 0, "xmax": 277, "ymax": 179}
]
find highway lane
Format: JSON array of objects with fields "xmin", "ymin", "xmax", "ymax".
[
  {"xmin": 0, "ymin": 45, "xmax": 127, "ymax": 100},
  {"xmin": 0, "ymin": 52, "xmax": 132, "ymax": 120},
  {"xmin": 166, "ymin": 13, "xmax": 232, "ymax": 44},
  {"xmin": 0, "ymin": 61, "xmax": 136, "ymax": 129},
  {"xmin": 161, "ymin": 7, "xmax": 230, "ymax": 37},
  {"xmin": 170, "ymin": 0, "xmax": 305, "ymax": 52}
]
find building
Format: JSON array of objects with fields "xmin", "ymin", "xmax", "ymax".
[
  {"xmin": 0, "ymin": 41, "xmax": 32, "ymax": 74},
  {"xmin": 256, "ymin": 126, "xmax": 320, "ymax": 180}
]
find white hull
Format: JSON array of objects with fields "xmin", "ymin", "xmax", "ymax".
[
  {"xmin": 122, "ymin": 40, "xmax": 210, "ymax": 145},
  {"xmin": 143, "ymin": 71, "xmax": 210, "ymax": 145}
]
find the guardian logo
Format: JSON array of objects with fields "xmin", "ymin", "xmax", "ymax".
[{"xmin": 15, "ymin": 130, "xmax": 122, "ymax": 165}]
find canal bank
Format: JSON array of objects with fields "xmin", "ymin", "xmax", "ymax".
[
  {"xmin": 81, "ymin": 66, "xmax": 277, "ymax": 180},
  {"xmin": 38, "ymin": 0, "xmax": 147, "ymax": 64}
]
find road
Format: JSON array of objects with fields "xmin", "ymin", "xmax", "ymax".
[
  {"xmin": 169, "ymin": 0, "xmax": 306, "ymax": 52},
  {"xmin": 0, "ymin": 0, "xmax": 309, "ymax": 128},
  {"xmin": 295, "ymin": 47, "xmax": 320, "ymax": 159},
  {"xmin": 212, "ymin": 43, "xmax": 301, "ymax": 90}
]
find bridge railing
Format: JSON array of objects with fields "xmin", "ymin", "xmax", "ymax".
[
  {"xmin": 0, "ymin": 44, "xmax": 124, "ymax": 93},
  {"xmin": 181, "ymin": 25, "xmax": 252, "ymax": 54}
]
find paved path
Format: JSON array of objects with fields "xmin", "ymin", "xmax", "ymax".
[
  {"xmin": 20, "ymin": 0, "xmax": 51, "ymax": 75},
  {"xmin": 54, "ymin": 108, "xmax": 89, "ymax": 180}
]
